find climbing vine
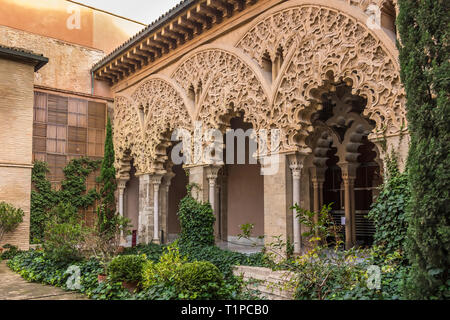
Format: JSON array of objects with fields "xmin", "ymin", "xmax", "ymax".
[{"xmin": 30, "ymin": 158, "xmax": 101, "ymax": 243}]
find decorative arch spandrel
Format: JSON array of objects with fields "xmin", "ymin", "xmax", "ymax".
[
  {"xmin": 171, "ymin": 47, "xmax": 272, "ymax": 135},
  {"xmin": 236, "ymin": 4, "xmax": 407, "ymax": 151},
  {"xmin": 130, "ymin": 76, "xmax": 193, "ymax": 173}
]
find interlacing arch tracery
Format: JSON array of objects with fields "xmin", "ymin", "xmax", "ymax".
[
  {"xmin": 172, "ymin": 47, "xmax": 271, "ymax": 136},
  {"xmin": 113, "ymin": 1, "xmax": 407, "ymax": 171},
  {"xmin": 236, "ymin": 4, "xmax": 407, "ymax": 151},
  {"xmin": 113, "ymin": 96, "xmax": 143, "ymax": 177},
  {"xmin": 131, "ymin": 77, "xmax": 193, "ymax": 174}
]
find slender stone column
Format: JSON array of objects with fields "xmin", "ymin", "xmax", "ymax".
[
  {"xmin": 206, "ymin": 165, "xmax": 222, "ymax": 238},
  {"xmin": 161, "ymin": 172, "xmax": 175, "ymax": 243},
  {"xmin": 206, "ymin": 165, "xmax": 222, "ymax": 215},
  {"xmin": 288, "ymin": 153, "xmax": 307, "ymax": 255},
  {"xmin": 117, "ymin": 180, "xmax": 127, "ymax": 242},
  {"xmin": 340, "ymin": 163, "xmax": 358, "ymax": 249},
  {"xmin": 311, "ymin": 167, "xmax": 326, "ymax": 214},
  {"xmin": 150, "ymin": 175, "xmax": 163, "ymax": 243}
]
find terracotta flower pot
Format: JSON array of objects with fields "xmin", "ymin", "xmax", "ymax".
[
  {"xmin": 122, "ymin": 281, "xmax": 139, "ymax": 293},
  {"xmin": 98, "ymin": 274, "xmax": 107, "ymax": 283}
]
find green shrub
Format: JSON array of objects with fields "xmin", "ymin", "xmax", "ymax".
[
  {"xmin": 179, "ymin": 244, "xmax": 266, "ymax": 278},
  {"xmin": 175, "ymin": 261, "xmax": 224, "ymax": 300},
  {"xmin": 43, "ymin": 203, "xmax": 88, "ymax": 262},
  {"xmin": 0, "ymin": 244, "xmax": 21, "ymax": 260},
  {"xmin": 122, "ymin": 242, "xmax": 163, "ymax": 262},
  {"xmin": 141, "ymin": 245, "xmax": 187, "ymax": 289},
  {"xmin": 0, "ymin": 202, "xmax": 24, "ymax": 242},
  {"xmin": 108, "ymin": 254, "xmax": 147, "ymax": 284},
  {"xmin": 368, "ymin": 159, "xmax": 410, "ymax": 256},
  {"xmin": 178, "ymin": 185, "xmax": 215, "ymax": 248}
]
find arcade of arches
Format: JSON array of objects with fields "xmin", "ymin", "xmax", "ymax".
[{"xmin": 105, "ymin": 0, "xmax": 409, "ymax": 253}]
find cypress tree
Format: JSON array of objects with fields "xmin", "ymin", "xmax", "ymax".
[
  {"xmin": 97, "ymin": 116, "xmax": 117, "ymax": 233},
  {"xmin": 397, "ymin": 0, "xmax": 450, "ymax": 299}
]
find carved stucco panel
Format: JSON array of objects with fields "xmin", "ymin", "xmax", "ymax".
[{"xmin": 237, "ymin": 5, "xmax": 406, "ymax": 151}]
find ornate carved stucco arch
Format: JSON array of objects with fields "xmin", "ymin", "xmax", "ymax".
[
  {"xmin": 114, "ymin": 76, "xmax": 193, "ymax": 176},
  {"xmin": 236, "ymin": 0, "xmax": 407, "ymax": 154},
  {"xmin": 114, "ymin": 96, "xmax": 143, "ymax": 178},
  {"xmin": 171, "ymin": 45, "xmax": 272, "ymax": 135},
  {"xmin": 130, "ymin": 76, "xmax": 194, "ymax": 174}
]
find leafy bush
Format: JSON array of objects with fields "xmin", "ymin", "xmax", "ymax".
[
  {"xmin": 368, "ymin": 159, "xmax": 410, "ymax": 256},
  {"xmin": 178, "ymin": 185, "xmax": 215, "ymax": 249},
  {"xmin": 175, "ymin": 261, "xmax": 224, "ymax": 300},
  {"xmin": 42, "ymin": 203, "xmax": 88, "ymax": 262},
  {"xmin": 0, "ymin": 202, "xmax": 24, "ymax": 242},
  {"xmin": 122, "ymin": 243, "xmax": 164, "ymax": 262},
  {"xmin": 7, "ymin": 250, "xmax": 131, "ymax": 300},
  {"xmin": 141, "ymin": 245, "xmax": 187, "ymax": 290},
  {"xmin": 108, "ymin": 254, "xmax": 147, "ymax": 284},
  {"xmin": 179, "ymin": 244, "xmax": 266, "ymax": 278},
  {"xmin": 0, "ymin": 244, "xmax": 21, "ymax": 260}
]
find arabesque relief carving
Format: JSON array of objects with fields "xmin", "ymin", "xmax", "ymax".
[
  {"xmin": 237, "ymin": 5, "xmax": 406, "ymax": 150},
  {"xmin": 113, "ymin": 2, "xmax": 407, "ymax": 172},
  {"xmin": 172, "ymin": 49, "xmax": 271, "ymax": 134}
]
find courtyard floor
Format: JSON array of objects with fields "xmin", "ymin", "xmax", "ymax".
[{"xmin": 0, "ymin": 261, "xmax": 87, "ymax": 300}]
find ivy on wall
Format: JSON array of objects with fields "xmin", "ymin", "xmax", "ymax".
[{"xmin": 30, "ymin": 158, "xmax": 101, "ymax": 244}]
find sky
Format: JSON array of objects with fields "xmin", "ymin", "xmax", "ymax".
[{"xmin": 75, "ymin": 0, "xmax": 182, "ymax": 24}]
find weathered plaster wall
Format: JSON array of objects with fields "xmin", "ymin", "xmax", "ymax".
[{"xmin": 0, "ymin": 25, "xmax": 104, "ymax": 95}]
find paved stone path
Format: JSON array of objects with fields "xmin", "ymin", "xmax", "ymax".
[{"xmin": 0, "ymin": 261, "xmax": 87, "ymax": 300}]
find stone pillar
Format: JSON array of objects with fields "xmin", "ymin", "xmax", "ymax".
[
  {"xmin": 288, "ymin": 153, "xmax": 307, "ymax": 255},
  {"xmin": 161, "ymin": 172, "xmax": 175, "ymax": 244},
  {"xmin": 150, "ymin": 175, "xmax": 163, "ymax": 244},
  {"xmin": 187, "ymin": 164, "xmax": 208, "ymax": 202},
  {"xmin": 262, "ymin": 154, "xmax": 292, "ymax": 257},
  {"xmin": 340, "ymin": 163, "xmax": 358, "ymax": 249},
  {"xmin": 138, "ymin": 174, "xmax": 151, "ymax": 244},
  {"xmin": 117, "ymin": 179, "xmax": 127, "ymax": 242}
]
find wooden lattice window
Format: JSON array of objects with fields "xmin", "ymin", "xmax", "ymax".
[
  {"xmin": 88, "ymin": 101, "xmax": 106, "ymax": 129},
  {"xmin": 47, "ymin": 154, "xmax": 66, "ymax": 181},
  {"xmin": 88, "ymin": 128, "xmax": 104, "ymax": 157},
  {"xmin": 68, "ymin": 98, "xmax": 87, "ymax": 128},
  {"xmin": 47, "ymin": 125, "xmax": 67, "ymax": 154},
  {"xmin": 68, "ymin": 126, "xmax": 87, "ymax": 155},
  {"xmin": 48, "ymin": 95, "xmax": 68, "ymax": 125},
  {"xmin": 34, "ymin": 92, "xmax": 47, "ymax": 123}
]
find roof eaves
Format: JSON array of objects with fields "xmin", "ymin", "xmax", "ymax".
[
  {"xmin": 0, "ymin": 45, "xmax": 49, "ymax": 72},
  {"xmin": 91, "ymin": 0, "xmax": 196, "ymax": 73}
]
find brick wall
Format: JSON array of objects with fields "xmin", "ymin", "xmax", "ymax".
[{"xmin": 0, "ymin": 58, "xmax": 35, "ymax": 250}]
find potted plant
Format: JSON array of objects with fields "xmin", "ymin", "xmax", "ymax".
[{"xmin": 108, "ymin": 254, "xmax": 146, "ymax": 293}]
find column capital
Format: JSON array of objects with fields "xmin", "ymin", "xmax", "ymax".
[
  {"xmin": 149, "ymin": 174, "xmax": 163, "ymax": 186},
  {"xmin": 117, "ymin": 179, "xmax": 127, "ymax": 191},
  {"xmin": 288, "ymin": 152, "xmax": 307, "ymax": 177},
  {"xmin": 162, "ymin": 172, "xmax": 176, "ymax": 187},
  {"xmin": 205, "ymin": 164, "xmax": 222, "ymax": 181},
  {"xmin": 339, "ymin": 162, "xmax": 358, "ymax": 181}
]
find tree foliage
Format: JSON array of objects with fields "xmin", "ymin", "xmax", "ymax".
[
  {"xmin": 0, "ymin": 202, "xmax": 25, "ymax": 242},
  {"xmin": 397, "ymin": 0, "xmax": 450, "ymax": 299},
  {"xmin": 96, "ymin": 116, "xmax": 118, "ymax": 234}
]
